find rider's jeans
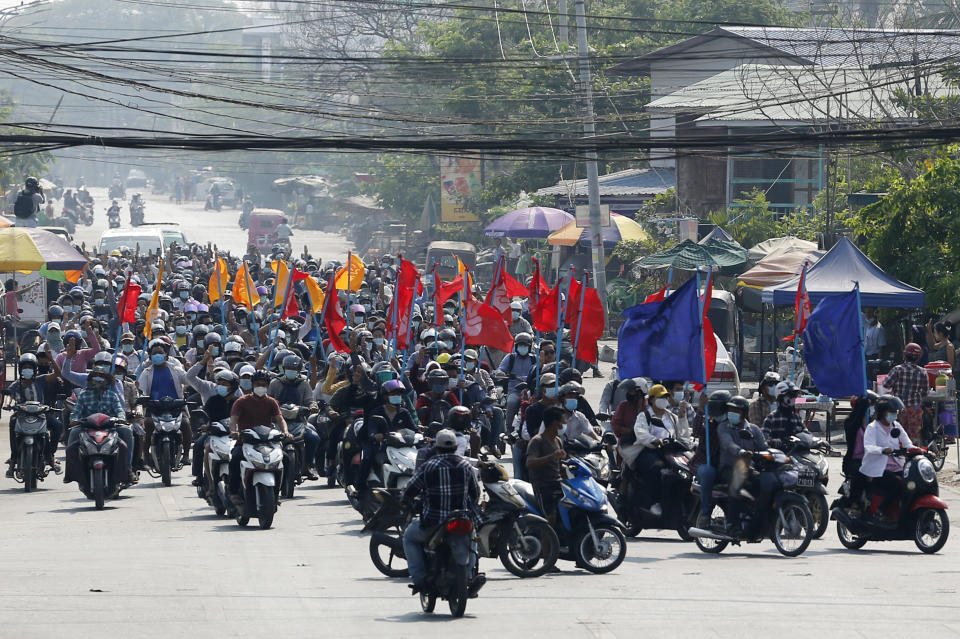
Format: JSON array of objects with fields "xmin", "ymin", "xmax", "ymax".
[
  {"xmin": 403, "ymin": 518, "xmax": 430, "ymax": 583},
  {"xmin": 303, "ymin": 426, "xmax": 321, "ymax": 467},
  {"xmin": 696, "ymin": 465, "xmax": 717, "ymax": 516}
]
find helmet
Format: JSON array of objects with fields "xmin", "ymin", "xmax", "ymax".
[
  {"xmin": 48, "ymin": 305, "xmax": 63, "ymax": 319},
  {"xmin": 760, "ymin": 371, "xmax": 781, "ymax": 388},
  {"xmin": 215, "ymin": 370, "xmax": 238, "ymax": 387},
  {"xmin": 382, "ymin": 379, "xmax": 404, "ymax": 394},
  {"xmin": 63, "ymin": 329, "xmax": 84, "ymax": 347},
  {"xmin": 876, "ymin": 394, "xmax": 905, "ymax": 416},
  {"xmin": 707, "ymin": 390, "xmax": 732, "ymax": 416},
  {"xmin": 420, "ymin": 328, "xmax": 437, "ymax": 342},
  {"xmin": 148, "ymin": 338, "xmax": 167, "ymax": 352},
  {"xmin": 426, "ymin": 369, "xmax": 449, "ymax": 386},
  {"xmin": 438, "ymin": 328, "xmax": 457, "ymax": 343},
  {"xmin": 558, "ymin": 367, "xmax": 582, "ymax": 385},
  {"xmin": 904, "ymin": 342, "xmax": 923, "ymax": 357},
  {"xmin": 223, "ymin": 341, "xmax": 243, "ymax": 355},
  {"xmin": 91, "ymin": 351, "xmax": 113, "ymax": 372},
  {"xmin": 514, "ymin": 332, "xmax": 533, "ymax": 346},
  {"xmin": 281, "ymin": 354, "xmax": 303, "ymax": 371},
  {"xmin": 446, "ymin": 405, "xmax": 471, "ymax": 432},
  {"xmin": 775, "ymin": 380, "xmax": 800, "ymax": 398},
  {"xmin": 558, "ymin": 381, "xmax": 583, "ymax": 396},
  {"xmin": 18, "ymin": 352, "xmax": 37, "ymax": 367},
  {"xmin": 510, "ymin": 301, "xmax": 522, "ymax": 311},
  {"xmin": 192, "ymin": 324, "xmax": 209, "ymax": 338},
  {"xmin": 726, "ymin": 395, "xmax": 750, "ymax": 413},
  {"xmin": 113, "ymin": 355, "xmax": 128, "ymax": 374},
  {"xmin": 25, "ymin": 176, "xmax": 39, "ymax": 190},
  {"xmin": 648, "ymin": 384, "xmax": 669, "ymax": 399},
  {"xmin": 203, "ymin": 332, "xmax": 223, "ymax": 347},
  {"xmin": 435, "ymin": 428, "xmax": 458, "ymax": 452},
  {"xmin": 251, "ymin": 370, "xmax": 271, "ymax": 384},
  {"xmin": 184, "ymin": 301, "xmax": 200, "ymax": 314},
  {"xmin": 618, "ymin": 377, "xmax": 649, "ymax": 397}
]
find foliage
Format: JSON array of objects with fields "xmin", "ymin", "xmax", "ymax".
[
  {"xmin": 0, "ymin": 94, "xmax": 50, "ymax": 192},
  {"xmin": 709, "ymin": 189, "xmax": 781, "ymax": 247},
  {"xmin": 853, "ymin": 151, "xmax": 960, "ymax": 311},
  {"xmin": 362, "ymin": 154, "xmax": 439, "ymax": 219}
]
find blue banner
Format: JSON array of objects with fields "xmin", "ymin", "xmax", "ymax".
[
  {"xmin": 617, "ymin": 277, "xmax": 706, "ymax": 384},
  {"xmin": 801, "ymin": 287, "xmax": 867, "ymax": 397}
]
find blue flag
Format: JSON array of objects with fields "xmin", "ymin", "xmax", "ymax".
[
  {"xmin": 617, "ymin": 277, "xmax": 706, "ymax": 383},
  {"xmin": 801, "ymin": 287, "xmax": 867, "ymax": 397}
]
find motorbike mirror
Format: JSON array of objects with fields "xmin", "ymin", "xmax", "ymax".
[
  {"xmin": 739, "ymin": 428, "xmax": 753, "ymax": 439},
  {"xmin": 601, "ymin": 432, "xmax": 618, "ymax": 446},
  {"xmin": 890, "ymin": 428, "xmax": 901, "ymax": 438}
]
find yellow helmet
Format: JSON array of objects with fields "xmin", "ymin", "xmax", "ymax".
[
  {"xmin": 648, "ymin": 384, "xmax": 669, "ymax": 399},
  {"xmin": 436, "ymin": 352, "xmax": 451, "ymax": 365}
]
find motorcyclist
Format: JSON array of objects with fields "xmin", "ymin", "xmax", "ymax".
[
  {"xmin": 326, "ymin": 362, "xmax": 377, "ymax": 479},
  {"xmin": 107, "ymin": 200, "xmax": 121, "ymax": 223},
  {"xmin": 611, "ymin": 378, "xmax": 647, "ymax": 445},
  {"xmin": 415, "ymin": 368, "xmax": 460, "ymax": 429},
  {"xmin": 228, "ymin": 370, "xmax": 290, "ymax": 504},
  {"xmin": 749, "ymin": 372, "xmax": 781, "ymax": 426},
  {"xmin": 5, "ymin": 349, "xmax": 64, "ymax": 475},
  {"xmin": 268, "ymin": 354, "xmax": 321, "ymax": 480},
  {"xmin": 358, "ymin": 379, "xmax": 418, "ymax": 487},
  {"xmin": 842, "ymin": 391, "xmax": 879, "ymax": 510},
  {"xmin": 718, "ymin": 395, "xmax": 773, "ymax": 535},
  {"xmin": 195, "ymin": 369, "xmax": 240, "ymax": 491},
  {"xmin": 692, "ymin": 390, "xmax": 728, "ymax": 528},
  {"xmin": 497, "ymin": 332, "xmax": 536, "ymax": 432},
  {"xmin": 67, "ymin": 363, "xmax": 134, "ymax": 483},
  {"xmin": 137, "ymin": 338, "xmax": 192, "ymax": 466},
  {"xmin": 761, "ymin": 380, "xmax": 805, "ymax": 448},
  {"xmin": 400, "ymin": 428, "xmax": 481, "ymax": 595},
  {"xmin": 859, "ymin": 394, "xmax": 912, "ymax": 525},
  {"xmin": 628, "ymin": 383, "xmax": 689, "ymax": 518},
  {"xmin": 558, "ymin": 381, "xmax": 597, "ymax": 443}
]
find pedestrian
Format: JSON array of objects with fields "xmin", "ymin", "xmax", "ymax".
[
  {"xmin": 884, "ymin": 343, "xmax": 929, "ymax": 444},
  {"xmin": 925, "ymin": 320, "xmax": 955, "ymax": 370},
  {"xmin": 174, "ymin": 177, "xmax": 183, "ymax": 205},
  {"xmin": 515, "ymin": 243, "xmax": 533, "ymax": 281},
  {"xmin": 864, "ymin": 309, "xmax": 886, "ymax": 359},
  {"xmin": 13, "ymin": 176, "xmax": 44, "ymax": 227},
  {"xmin": 508, "ymin": 238, "xmax": 522, "ymax": 275},
  {"xmin": 492, "ymin": 238, "xmax": 505, "ymax": 268},
  {"xmin": 525, "ymin": 405, "xmax": 566, "ymax": 523}
]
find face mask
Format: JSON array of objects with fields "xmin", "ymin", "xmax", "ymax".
[
  {"xmin": 240, "ymin": 379, "xmax": 253, "ymax": 391},
  {"xmin": 187, "ymin": 313, "xmax": 198, "ymax": 322},
  {"xmin": 783, "ymin": 397, "xmax": 796, "ymax": 409},
  {"xmin": 151, "ymin": 353, "xmax": 166, "ymax": 365},
  {"xmin": 431, "ymin": 384, "xmax": 446, "ymax": 394},
  {"xmin": 180, "ymin": 292, "xmax": 189, "ymax": 300},
  {"xmin": 727, "ymin": 412, "xmax": 742, "ymax": 425},
  {"xmin": 284, "ymin": 369, "xmax": 298, "ymax": 380},
  {"xmin": 253, "ymin": 386, "xmax": 268, "ymax": 397},
  {"xmin": 447, "ymin": 377, "xmax": 458, "ymax": 388},
  {"xmin": 48, "ymin": 333, "xmax": 63, "ymax": 348},
  {"xmin": 122, "ymin": 343, "xmax": 134, "ymax": 353},
  {"xmin": 373, "ymin": 338, "xmax": 385, "ymax": 346},
  {"xmin": 517, "ymin": 346, "xmax": 529, "ymax": 356},
  {"xmin": 89, "ymin": 375, "xmax": 105, "ymax": 387},
  {"xmin": 766, "ymin": 387, "xmax": 776, "ymax": 397},
  {"xmin": 94, "ymin": 298, "xmax": 105, "ymax": 306},
  {"xmin": 868, "ymin": 406, "xmax": 876, "ymax": 419},
  {"xmin": 654, "ymin": 397, "xmax": 669, "ymax": 410},
  {"xmin": 363, "ymin": 305, "xmax": 372, "ymax": 314},
  {"xmin": 545, "ymin": 388, "xmax": 558, "ymax": 399},
  {"xmin": 439, "ymin": 341, "xmax": 453, "ymax": 351},
  {"xmin": 21, "ymin": 368, "xmax": 34, "ymax": 379},
  {"xmin": 564, "ymin": 398, "xmax": 578, "ymax": 411},
  {"xmin": 354, "ymin": 316, "xmax": 365, "ymax": 326},
  {"xmin": 465, "ymin": 362, "xmax": 476, "ymax": 372},
  {"xmin": 673, "ymin": 391, "xmax": 684, "ymax": 403},
  {"xmin": 388, "ymin": 395, "xmax": 402, "ymax": 406},
  {"xmin": 886, "ymin": 412, "xmax": 898, "ymax": 424},
  {"xmin": 216, "ymin": 385, "xmax": 230, "ymax": 397},
  {"xmin": 558, "ymin": 423, "xmax": 567, "ymax": 438},
  {"xmin": 511, "ymin": 312, "xmax": 520, "ymax": 321},
  {"xmin": 367, "ymin": 321, "xmax": 376, "ymax": 329},
  {"xmin": 62, "ymin": 305, "xmax": 74, "ymax": 313},
  {"xmin": 209, "ymin": 346, "xmax": 219, "ymax": 356},
  {"xmin": 175, "ymin": 325, "xmax": 187, "ymax": 335}
]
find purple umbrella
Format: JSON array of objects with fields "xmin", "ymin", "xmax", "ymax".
[{"xmin": 483, "ymin": 206, "xmax": 574, "ymax": 239}]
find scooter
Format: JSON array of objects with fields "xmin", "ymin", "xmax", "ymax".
[
  {"xmin": 200, "ymin": 420, "xmax": 233, "ymax": 516},
  {"xmin": 688, "ymin": 449, "xmax": 815, "ymax": 557},
  {"xmin": 74, "ymin": 413, "xmax": 131, "ymax": 510},
  {"xmin": 831, "ymin": 447, "xmax": 949, "ymax": 553},
  {"xmin": 9, "ymin": 401, "xmax": 53, "ymax": 492},
  {"xmin": 280, "ymin": 404, "xmax": 310, "ymax": 498},
  {"xmin": 785, "ymin": 431, "xmax": 831, "ymax": 539},
  {"xmin": 514, "ymin": 457, "xmax": 627, "ymax": 573},
  {"xmin": 236, "ymin": 425, "xmax": 285, "ymax": 529},
  {"xmin": 564, "ymin": 432, "xmax": 615, "ymax": 486},
  {"xmin": 107, "ymin": 206, "xmax": 121, "ymax": 229},
  {"xmin": 140, "ymin": 396, "xmax": 187, "ymax": 487}
]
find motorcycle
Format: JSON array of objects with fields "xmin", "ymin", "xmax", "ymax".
[
  {"xmin": 74, "ymin": 413, "xmax": 130, "ymax": 510},
  {"xmin": 415, "ymin": 510, "xmax": 485, "ymax": 618},
  {"xmin": 688, "ymin": 448, "xmax": 815, "ymax": 557},
  {"xmin": 608, "ymin": 436, "xmax": 699, "ymax": 540},
  {"xmin": 129, "ymin": 198, "xmax": 145, "ymax": 226},
  {"xmin": 785, "ymin": 432, "xmax": 832, "ymax": 539},
  {"xmin": 564, "ymin": 432, "xmax": 615, "ymax": 486},
  {"xmin": 515, "ymin": 457, "xmax": 627, "ymax": 573},
  {"xmin": 109, "ymin": 182, "xmax": 125, "ymax": 200},
  {"xmin": 107, "ymin": 206, "xmax": 121, "ymax": 229},
  {"xmin": 200, "ymin": 419, "xmax": 233, "ymax": 516},
  {"xmin": 140, "ymin": 396, "xmax": 187, "ymax": 487},
  {"xmin": 831, "ymin": 447, "xmax": 949, "ymax": 553},
  {"xmin": 9, "ymin": 401, "xmax": 53, "ymax": 492},
  {"xmin": 280, "ymin": 404, "xmax": 310, "ymax": 498},
  {"xmin": 235, "ymin": 425, "xmax": 285, "ymax": 529},
  {"xmin": 346, "ymin": 422, "xmax": 422, "ymax": 523}
]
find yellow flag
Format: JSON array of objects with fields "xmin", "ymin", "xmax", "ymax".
[
  {"xmin": 303, "ymin": 276, "xmax": 325, "ymax": 313},
  {"xmin": 208, "ymin": 256, "xmax": 229, "ymax": 303},
  {"xmin": 232, "ymin": 262, "xmax": 260, "ymax": 309},
  {"xmin": 143, "ymin": 259, "xmax": 165, "ymax": 339},
  {"xmin": 335, "ymin": 253, "xmax": 365, "ymax": 292},
  {"xmin": 272, "ymin": 260, "xmax": 290, "ymax": 308},
  {"xmin": 456, "ymin": 255, "xmax": 474, "ymax": 291}
]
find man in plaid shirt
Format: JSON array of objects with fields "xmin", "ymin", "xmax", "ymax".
[
  {"xmin": 885, "ymin": 343, "xmax": 929, "ymax": 443},
  {"xmin": 66, "ymin": 371, "xmax": 134, "ymax": 482},
  {"xmin": 401, "ymin": 429, "xmax": 480, "ymax": 592},
  {"xmin": 761, "ymin": 381, "xmax": 805, "ymax": 447}
]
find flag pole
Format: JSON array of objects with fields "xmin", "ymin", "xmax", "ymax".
[
  {"xmin": 572, "ymin": 271, "xmax": 588, "ymax": 364},
  {"xmin": 345, "ymin": 251, "xmax": 353, "ymax": 341},
  {"xmin": 402, "ymin": 276, "xmax": 419, "ymax": 366},
  {"xmin": 698, "ymin": 266, "xmax": 713, "ymax": 467},
  {"xmin": 311, "ymin": 284, "xmax": 331, "ymax": 363},
  {"xmin": 387, "ymin": 254, "xmax": 402, "ymax": 359},
  {"xmin": 790, "ymin": 263, "xmax": 806, "ymax": 383},
  {"xmin": 555, "ymin": 268, "xmax": 573, "ymax": 395}
]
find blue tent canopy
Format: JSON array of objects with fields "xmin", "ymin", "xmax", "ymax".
[{"xmin": 761, "ymin": 237, "xmax": 924, "ymax": 308}]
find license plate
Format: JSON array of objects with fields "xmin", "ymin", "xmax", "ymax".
[{"xmin": 797, "ymin": 472, "xmax": 816, "ymax": 488}]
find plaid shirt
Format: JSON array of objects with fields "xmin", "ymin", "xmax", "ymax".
[
  {"xmin": 71, "ymin": 387, "xmax": 126, "ymax": 424},
  {"xmin": 761, "ymin": 407, "xmax": 804, "ymax": 445},
  {"xmin": 885, "ymin": 362, "xmax": 928, "ymax": 407},
  {"xmin": 402, "ymin": 452, "xmax": 480, "ymax": 527}
]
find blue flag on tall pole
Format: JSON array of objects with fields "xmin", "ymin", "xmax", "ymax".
[
  {"xmin": 617, "ymin": 277, "xmax": 706, "ymax": 384},
  {"xmin": 801, "ymin": 286, "xmax": 868, "ymax": 398}
]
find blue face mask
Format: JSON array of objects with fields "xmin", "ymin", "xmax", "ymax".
[
  {"xmin": 564, "ymin": 398, "xmax": 578, "ymax": 411},
  {"xmin": 727, "ymin": 412, "xmax": 742, "ymax": 425},
  {"xmin": 180, "ymin": 292, "xmax": 189, "ymax": 300},
  {"xmin": 517, "ymin": 346, "xmax": 529, "ymax": 356},
  {"xmin": 175, "ymin": 325, "xmax": 187, "ymax": 334},
  {"xmin": 373, "ymin": 338, "xmax": 385, "ymax": 346},
  {"xmin": 94, "ymin": 298, "xmax": 105, "ymax": 306},
  {"xmin": 284, "ymin": 369, "xmax": 298, "ymax": 380},
  {"xmin": 216, "ymin": 385, "xmax": 230, "ymax": 397},
  {"xmin": 62, "ymin": 305, "xmax": 74, "ymax": 313},
  {"xmin": 868, "ymin": 406, "xmax": 876, "ymax": 419},
  {"xmin": 240, "ymin": 379, "xmax": 253, "ymax": 391},
  {"xmin": 151, "ymin": 353, "xmax": 166, "ymax": 365},
  {"xmin": 388, "ymin": 395, "xmax": 402, "ymax": 405},
  {"xmin": 122, "ymin": 343, "xmax": 134, "ymax": 353},
  {"xmin": 21, "ymin": 368, "xmax": 34, "ymax": 379},
  {"xmin": 431, "ymin": 384, "xmax": 446, "ymax": 394},
  {"xmin": 545, "ymin": 388, "xmax": 557, "ymax": 399}
]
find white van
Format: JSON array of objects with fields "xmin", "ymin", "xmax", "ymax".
[{"xmin": 98, "ymin": 228, "xmax": 165, "ymax": 256}]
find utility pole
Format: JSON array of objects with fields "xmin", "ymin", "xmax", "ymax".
[
  {"xmin": 558, "ymin": 0, "xmax": 569, "ymax": 47},
  {"xmin": 574, "ymin": 0, "xmax": 608, "ymax": 328}
]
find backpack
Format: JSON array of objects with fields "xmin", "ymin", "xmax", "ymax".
[{"xmin": 14, "ymin": 190, "xmax": 35, "ymax": 219}]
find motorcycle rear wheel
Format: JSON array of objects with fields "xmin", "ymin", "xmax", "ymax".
[
  {"xmin": 159, "ymin": 442, "xmax": 172, "ymax": 487},
  {"xmin": 770, "ymin": 501, "xmax": 813, "ymax": 557},
  {"xmin": 369, "ymin": 534, "xmax": 409, "ymax": 578},
  {"xmin": 836, "ymin": 520, "xmax": 868, "ymax": 549},
  {"xmin": 809, "ymin": 493, "xmax": 830, "ymax": 539},
  {"xmin": 419, "ymin": 591, "xmax": 436, "ymax": 613},
  {"xmin": 93, "ymin": 468, "xmax": 106, "ymax": 510},
  {"xmin": 214, "ymin": 481, "xmax": 228, "ymax": 517},
  {"xmin": 257, "ymin": 484, "xmax": 275, "ymax": 529},
  {"xmin": 448, "ymin": 565, "xmax": 469, "ymax": 617},
  {"xmin": 21, "ymin": 445, "xmax": 33, "ymax": 493}
]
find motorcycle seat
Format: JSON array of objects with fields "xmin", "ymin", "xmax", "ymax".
[{"xmin": 509, "ymin": 480, "xmax": 537, "ymax": 506}]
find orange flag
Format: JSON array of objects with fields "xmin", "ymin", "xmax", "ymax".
[
  {"xmin": 456, "ymin": 255, "xmax": 474, "ymax": 292},
  {"xmin": 231, "ymin": 262, "xmax": 260, "ymax": 309},
  {"xmin": 208, "ymin": 256, "xmax": 229, "ymax": 303},
  {"xmin": 143, "ymin": 259, "xmax": 165, "ymax": 338},
  {"xmin": 334, "ymin": 253, "xmax": 365, "ymax": 292},
  {"xmin": 303, "ymin": 276, "xmax": 325, "ymax": 313}
]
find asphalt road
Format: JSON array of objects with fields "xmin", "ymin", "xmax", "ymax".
[{"xmin": 4, "ymin": 198, "xmax": 960, "ymax": 637}]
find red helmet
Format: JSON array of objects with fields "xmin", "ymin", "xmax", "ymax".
[{"xmin": 904, "ymin": 343, "xmax": 923, "ymax": 357}]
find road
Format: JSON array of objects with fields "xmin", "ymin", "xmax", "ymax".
[
  {"xmin": 4, "ymin": 202, "xmax": 960, "ymax": 637},
  {"xmin": 69, "ymin": 187, "xmax": 351, "ymax": 262}
]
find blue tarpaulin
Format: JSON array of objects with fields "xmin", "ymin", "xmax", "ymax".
[
  {"xmin": 617, "ymin": 277, "xmax": 706, "ymax": 384},
  {"xmin": 801, "ymin": 287, "xmax": 867, "ymax": 398}
]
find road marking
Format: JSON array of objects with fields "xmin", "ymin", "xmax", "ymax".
[{"xmin": 580, "ymin": 621, "xmax": 618, "ymax": 639}]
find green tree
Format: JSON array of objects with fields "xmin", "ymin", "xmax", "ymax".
[{"xmin": 709, "ymin": 189, "xmax": 781, "ymax": 247}]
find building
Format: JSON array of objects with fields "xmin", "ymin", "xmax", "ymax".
[
  {"xmin": 610, "ymin": 26, "xmax": 960, "ymax": 217},
  {"xmin": 534, "ymin": 167, "xmax": 675, "ymax": 216}
]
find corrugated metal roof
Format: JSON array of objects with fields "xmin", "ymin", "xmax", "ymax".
[
  {"xmin": 646, "ymin": 64, "xmax": 957, "ymax": 124},
  {"xmin": 535, "ymin": 167, "xmax": 675, "ymax": 197}
]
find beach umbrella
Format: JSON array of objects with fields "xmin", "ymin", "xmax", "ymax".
[
  {"xmin": 483, "ymin": 206, "xmax": 574, "ymax": 239},
  {"xmin": 547, "ymin": 212, "xmax": 650, "ymax": 247},
  {"xmin": 0, "ymin": 227, "xmax": 88, "ymax": 271}
]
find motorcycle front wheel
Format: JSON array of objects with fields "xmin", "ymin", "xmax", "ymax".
[
  {"xmin": 836, "ymin": 520, "xmax": 868, "ymax": 549},
  {"xmin": 214, "ymin": 480, "xmax": 228, "ymax": 517},
  {"xmin": 498, "ymin": 517, "xmax": 559, "ymax": 578},
  {"xmin": 574, "ymin": 525, "xmax": 626, "ymax": 574},
  {"xmin": 770, "ymin": 501, "xmax": 813, "ymax": 557},
  {"xmin": 20, "ymin": 444, "xmax": 33, "ymax": 493},
  {"xmin": 419, "ymin": 591, "xmax": 436, "ymax": 613},
  {"xmin": 256, "ymin": 484, "xmax": 275, "ymax": 529},
  {"xmin": 914, "ymin": 508, "xmax": 950, "ymax": 554},
  {"xmin": 158, "ymin": 442, "xmax": 172, "ymax": 487},
  {"xmin": 93, "ymin": 468, "xmax": 106, "ymax": 510}
]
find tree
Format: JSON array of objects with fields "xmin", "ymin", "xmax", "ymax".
[{"xmin": 709, "ymin": 190, "xmax": 781, "ymax": 248}]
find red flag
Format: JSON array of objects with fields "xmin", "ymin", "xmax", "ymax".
[
  {"xmin": 434, "ymin": 270, "xmax": 464, "ymax": 324},
  {"xmin": 484, "ymin": 257, "xmax": 527, "ymax": 322},
  {"xmin": 702, "ymin": 271, "xmax": 717, "ymax": 383},
  {"xmin": 463, "ymin": 298, "xmax": 514, "ymax": 352},
  {"xmin": 386, "ymin": 257, "xmax": 422, "ymax": 349},
  {"xmin": 573, "ymin": 287, "xmax": 605, "ymax": 364},
  {"xmin": 564, "ymin": 277, "xmax": 584, "ymax": 324},
  {"xmin": 528, "ymin": 259, "xmax": 556, "ymax": 332},
  {"xmin": 644, "ymin": 285, "xmax": 668, "ymax": 303},
  {"xmin": 794, "ymin": 263, "xmax": 812, "ymax": 335},
  {"xmin": 323, "ymin": 278, "xmax": 349, "ymax": 353},
  {"xmin": 117, "ymin": 281, "xmax": 141, "ymax": 324}
]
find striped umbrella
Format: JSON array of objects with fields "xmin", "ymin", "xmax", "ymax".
[
  {"xmin": 0, "ymin": 227, "xmax": 88, "ymax": 271},
  {"xmin": 547, "ymin": 212, "xmax": 650, "ymax": 247}
]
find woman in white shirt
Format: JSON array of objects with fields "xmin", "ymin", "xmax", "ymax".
[{"xmin": 860, "ymin": 395, "xmax": 912, "ymax": 519}]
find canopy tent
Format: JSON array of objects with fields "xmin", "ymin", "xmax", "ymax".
[
  {"xmin": 748, "ymin": 236, "xmax": 817, "ymax": 262},
  {"xmin": 698, "ymin": 226, "xmax": 738, "ymax": 246},
  {"xmin": 483, "ymin": 206, "xmax": 574, "ymax": 239},
  {"xmin": 547, "ymin": 212, "xmax": 650, "ymax": 247},
  {"xmin": 633, "ymin": 238, "xmax": 748, "ymax": 272},
  {"xmin": 761, "ymin": 237, "xmax": 924, "ymax": 308},
  {"xmin": 738, "ymin": 244, "xmax": 822, "ymax": 287}
]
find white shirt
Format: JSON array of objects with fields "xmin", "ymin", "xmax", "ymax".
[
  {"xmin": 859, "ymin": 419, "xmax": 913, "ymax": 478},
  {"xmin": 560, "ymin": 410, "xmax": 594, "ymax": 442},
  {"xmin": 633, "ymin": 407, "xmax": 689, "ymax": 448}
]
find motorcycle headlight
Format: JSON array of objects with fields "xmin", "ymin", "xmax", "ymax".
[
  {"xmin": 159, "ymin": 421, "xmax": 179, "ymax": 432},
  {"xmin": 917, "ymin": 457, "xmax": 937, "ymax": 484}
]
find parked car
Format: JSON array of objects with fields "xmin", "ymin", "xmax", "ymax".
[
  {"xmin": 126, "ymin": 169, "xmax": 148, "ymax": 188},
  {"xmin": 709, "ymin": 333, "xmax": 741, "ymax": 396}
]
